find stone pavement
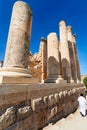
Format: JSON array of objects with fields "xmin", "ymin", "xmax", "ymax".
[{"xmin": 43, "ymin": 108, "xmax": 87, "ymax": 130}]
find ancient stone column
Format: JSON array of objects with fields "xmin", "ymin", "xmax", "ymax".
[
  {"xmin": 4, "ymin": 1, "xmax": 32, "ymax": 69},
  {"xmin": 59, "ymin": 21, "xmax": 72, "ymax": 83},
  {"xmin": 0, "ymin": 1, "xmax": 38, "ymax": 84},
  {"xmin": 67, "ymin": 26, "xmax": 72, "ymax": 41},
  {"xmin": 72, "ymin": 35, "xmax": 81, "ymax": 83},
  {"xmin": 45, "ymin": 32, "xmax": 62, "ymax": 83},
  {"xmin": 41, "ymin": 37, "xmax": 47, "ymax": 83},
  {"xmin": 67, "ymin": 26, "xmax": 76, "ymax": 83}
]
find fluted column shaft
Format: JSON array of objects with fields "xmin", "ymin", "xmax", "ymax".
[
  {"xmin": 47, "ymin": 32, "xmax": 60, "ymax": 78},
  {"xmin": 59, "ymin": 21, "xmax": 72, "ymax": 83},
  {"xmin": 41, "ymin": 38, "xmax": 47, "ymax": 82},
  {"xmin": 67, "ymin": 26, "xmax": 76, "ymax": 82},
  {"xmin": 72, "ymin": 35, "xmax": 81, "ymax": 83}
]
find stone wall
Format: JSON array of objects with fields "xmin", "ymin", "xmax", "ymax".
[
  {"xmin": 28, "ymin": 45, "xmax": 42, "ymax": 82},
  {"xmin": 0, "ymin": 83, "xmax": 85, "ymax": 130}
]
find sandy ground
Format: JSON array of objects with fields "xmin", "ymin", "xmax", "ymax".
[{"xmin": 43, "ymin": 108, "xmax": 87, "ymax": 130}]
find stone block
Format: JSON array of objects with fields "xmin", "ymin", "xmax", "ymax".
[
  {"xmin": 31, "ymin": 98, "xmax": 44, "ymax": 111},
  {"xmin": 47, "ymin": 106, "xmax": 57, "ymax": 122},
  {"xmin": 17, "ymin": 106, "xmax": 32, "ymax": 120},
  {"xmin": 48, "ymin": 95, "xmax": 56, "ymax": 106},
  {"xmin": 0, "ymin": 76, "xmax": 38, "ymax": 84},
  {"xmin": 54, "ymin": 93, "xmax": 59, "ymax": 103},
  {"xmin": 0, "ymin": 107, "xmax": 15, "ymax": 129}
]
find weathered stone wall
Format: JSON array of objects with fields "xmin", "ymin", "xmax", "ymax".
[
  {"xmin": 28, "ymin": 44, "xmax": 42, "ymax": 82},
  {"xmin": 0, "ymin": 83, "xmax": 85, "ymax": 130}
]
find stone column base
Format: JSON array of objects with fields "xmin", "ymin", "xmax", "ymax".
[
  {"xmin": 70, "ymin": 77, "xmax": 75, "ymax": 83},
  {"xmin": 0, "ymin": 67, "xmax": 38, "ymax": 84},
  {"xmin": 77, "ymin": 79, "xmax": 81, "ymax": 83},
  {"xmin": 44, "ymin": 77, "xmax": 66, "ymax": 83},
  {"xmin": 0, "ymin": 76, "xmax": 38, "ymax": 84}
]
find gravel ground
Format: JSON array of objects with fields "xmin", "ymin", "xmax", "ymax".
[{"xmin": 43, "ymin": 108, "xmax": 87, "ymax": 130}]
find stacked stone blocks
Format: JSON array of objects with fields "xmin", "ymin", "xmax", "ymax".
[{"xmin": 0, "ymin": 83, "xmax": 85, "ymax": 130}]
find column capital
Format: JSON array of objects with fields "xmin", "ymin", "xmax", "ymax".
[{"xmin": 67, "ymin": 26, "xmax": 72, "ymax": 32}]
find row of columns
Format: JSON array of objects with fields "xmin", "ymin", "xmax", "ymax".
[
  {"xmin": 41, "ymin": 21, "xmax": 81, "ymax": 83},
  {"xmin": 0, "ymin": 1, "xmax": 81, "ymax": 84}
]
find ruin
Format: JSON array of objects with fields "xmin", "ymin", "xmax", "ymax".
[
  {"xmin": 0, "ymin": 1, "xmax": 38, "ymax": 84},
  {"xmin": 0, "ymin": 1, "xmax": 85, "ymax": 130},
  {"xmin": 29, "ymin": 21, "xmax": 81, "ymax": 84}
]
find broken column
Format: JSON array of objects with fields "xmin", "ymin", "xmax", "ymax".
[
  {"xmin": 45, "ymin": 32, "xmax": 62, "ymax": 83},
  {"xmin": 59, "ymin": 20, "xmax": 73, "ymax": 83},
  {"xmin": 0, "ymin": 1, "xmax": 38, "ymax": 84}
]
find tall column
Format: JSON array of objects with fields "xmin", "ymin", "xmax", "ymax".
[
  {"xmin": 4, "ymin": 1, "xmax": 32, "ymax": 69},
  {"xmin": 59, "ymin": 20, "xmax": 72, "ymax": 83},
  {"xmin": 0, "ymin": 1, "xmax": 38, "ymax": 84},
  {"xmin": 67, "ymin": 26, "xmax": 76, "ymax": 82},
  {"xmin": 67, "ymin": 26, "xmax": 72, "ymax": 41},
  {"xmin": 72, "ymin": 35, "xmax": 81, "ymax": 83},
  {"xmin": 45, "ymin": 32, "xmax": 62, "ymax": 83},
  {"xmin": 41, "ymin": 37, "xmax": 47, "ymax": 83}
]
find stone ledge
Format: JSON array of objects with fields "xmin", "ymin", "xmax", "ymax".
[{"xmin": 0, "ymin": 76, "xmax": 38, "ymax": 84}]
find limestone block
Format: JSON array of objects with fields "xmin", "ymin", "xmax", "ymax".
[
  {"xmin": 17, "ymin": 106, "xmax": 32, "ymax": 120},
  {"xmin": 0, "ymin": 107, "xmax": 15, "ymax": 129},
  {"xmin": 0, "ymin": 83, "xmax": 85, "ymax": 130},
  {"xmin": 0, "ymin": 85, "xmax": 27, "ymax": 109},
  {"xmin": 63, "ymin": 91, "xmax": 67, "ymax": 97},
  {"xmin": 47, "ymin": 106, "xmax": 57, "ymax": 121},
  {"xmin": 59, "ymin": 91, "xmax": 63, "ymax": 99},
  {"xmin": 31, "ymin": 98, "xmax": 44, "ymax": 111},
  {"xmin": 0, "ymin": 76, "xmax": 38, "ymax": 84},
  {"xmin": 43, "ymin": 96, "xmax": 49, "ymax": 108},
  {"xmin": 54, "ymin": 93, "xmax": 59, "ymax": 103},
  {"xmin": 48, "ymin": 95, "xmax": 56, "ymax": 107},
  {"xmin": 33, "ymin": 110, "xmax": 46, "ymax": 129}
]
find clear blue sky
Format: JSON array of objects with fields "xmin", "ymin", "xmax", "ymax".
[{"xmin": 0, "ymin": 0, "xmax": 87, "ymax": 75}]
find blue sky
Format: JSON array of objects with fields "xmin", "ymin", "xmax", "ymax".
[{"xmin": 0, "ymin": 0, "xmax": 87, "ymax": 75}]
